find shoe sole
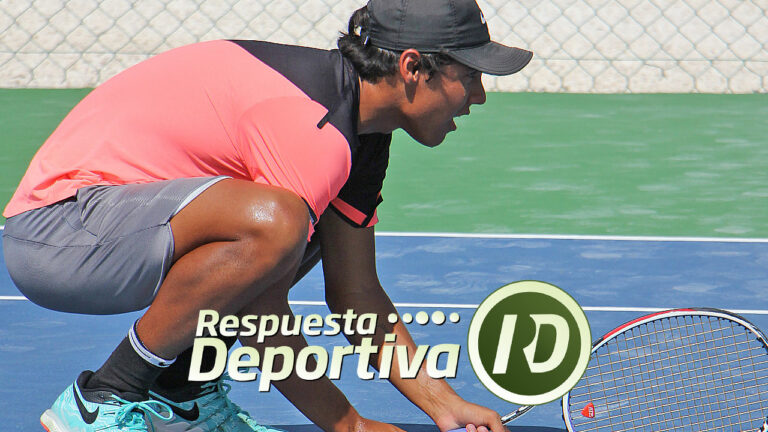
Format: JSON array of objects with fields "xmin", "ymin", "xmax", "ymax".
[{"xmin": 40, "ymin": 410, "xmax": 66, "ymax": 432}]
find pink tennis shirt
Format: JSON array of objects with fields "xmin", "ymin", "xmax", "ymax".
[{"xmin": 4, "ymin": 40, "xmax": 391, "ymax": 233}]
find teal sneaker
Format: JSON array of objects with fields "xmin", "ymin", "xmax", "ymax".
[
  {"xmin": 149, "ymin": 374, "xmax": 286, "ymax": 432},
  {"xmin": 40, "ymin": 371, "xmax": 172, "ymax": 432}
]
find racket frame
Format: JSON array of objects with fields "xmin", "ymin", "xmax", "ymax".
[{"xmin": 560, "ymin": 307, "xmax": 768, "ymax": 432}]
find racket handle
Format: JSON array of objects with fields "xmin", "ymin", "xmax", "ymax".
[{"xmin": 445, "ymin": 405, "xmax": 531, "ymax": 432}]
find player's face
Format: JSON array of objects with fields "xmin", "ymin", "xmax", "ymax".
[{"xmin": 402, "ymin": 62, "xmax": 486, "ymax": 147}]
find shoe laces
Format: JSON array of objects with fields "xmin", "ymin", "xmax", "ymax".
[
  {"xmin": 97, "ymin": 397, "xmax": 173, "ymax": 431},
  {"xmin": 201, "ymin": 373, "xmax": 276, "ymax": 431},
  {"xmin": 236, "ymin": 415, "xmax": 279, "ymax": 432}
]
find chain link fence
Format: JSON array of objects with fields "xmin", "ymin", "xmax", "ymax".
[{"xmin": 1, "ymin": 0, "xmax": 766, "ymax": 92}]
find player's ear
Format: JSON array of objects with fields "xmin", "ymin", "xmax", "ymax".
[{"xmin": 398, "ymin": 49, "xmax": 422, "ymax": 84}]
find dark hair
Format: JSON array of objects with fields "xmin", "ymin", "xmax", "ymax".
[{"xmin": 337, "ymin": 6, "xmax": 454, "ymax": 83}]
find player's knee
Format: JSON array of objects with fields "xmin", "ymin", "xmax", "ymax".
[
  {"xmin": 171, "ymin": 180, "xmax": 309, "ymax": 273},
  {"xmin": 240, "ymin": 189, "xmax": 309, "ymax": 263}
]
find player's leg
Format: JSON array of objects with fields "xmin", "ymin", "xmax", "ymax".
[
  {"xmin": 81, "ymin": 178, "xmax": 310, "ymax": 402},
  {"xmin": 146, "ymin": 237, "xmax": 322, "ymax": 431},
  {"xmin": 2, "ymin": 178, "xmax": 207, "ymax": 431},
  {"xmin": 149, "ymin": 236, "xmax": 321, "ymax": 396},
  {"xmin": 149, "ymin": 244, "xmax": 316, "ymax": 432},
  {"xmin": 5, "ymin": 177, "xmax": 310, "ymax": 432},
  {"xmin": 144, "ymin": 178, "xmax": 309, "ymax": 356}
]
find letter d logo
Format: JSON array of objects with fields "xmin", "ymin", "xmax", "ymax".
[
  {"xmin": 493, "ymin": 314, "xmax": 570, "ymax": 374},
  {"xmin": 468, "ymin": 281, "xmax": 591, "ymax": 405},
  {"xmin": 523, "ymin": 314, "xmax": 569, "ymax": 373}
]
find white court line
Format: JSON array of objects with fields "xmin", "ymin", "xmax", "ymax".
[
  {"xmin": 253, "ymin": 300, "xmax": 768, "ymax": 315},
  {"xmin": 376, "ymin": 231, "xmax": 768, "ymax": 243},
  {"xmin": 4, "ymin": 296, "xmax": 768, "ymax": 315},
  {"xmin": 1, "ymin": 226, "xmax": 768, "ymax": 243},
  {"xmin": 2, "ymin": 229, "xmax": 766, "ymax": 311}
]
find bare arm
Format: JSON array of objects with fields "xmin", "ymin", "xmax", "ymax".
[
  {"xmin": 317, "ymin": 210, "xmax": 505, "ymax": 432},
  {"xmin": 240, "ymin": 245, "xmax": 404, "ymax": 432},
  {"xmin": 238, "ymin": 284, "xmax": 405, "ymax": 432}
]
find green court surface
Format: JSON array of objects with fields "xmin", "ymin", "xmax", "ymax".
[{"xmin": 1, "ymin": 89, "xmax": 766, "ymax": 238}]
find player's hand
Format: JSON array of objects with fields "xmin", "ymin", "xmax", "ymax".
[{"xmin": 434, "ymin": 397, "xmax": 507, "ymax": 432}]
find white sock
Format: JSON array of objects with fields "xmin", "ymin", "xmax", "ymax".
[{"xmin": 128, "ymin": 321, "xmax": 176, "ymax": 368}]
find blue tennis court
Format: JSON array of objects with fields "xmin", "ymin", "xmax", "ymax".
[
  {"xmin": 2, "ymin": 230, "xmax": 767, "ymax": 431},
  {"xmin": 3, "ymin": 0, "xmax": 766, "ymax": 428}
]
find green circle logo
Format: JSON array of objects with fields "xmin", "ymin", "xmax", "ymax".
[{"xmin": 467, "ymin": 281, "xmax": 591, "ymax": 405}]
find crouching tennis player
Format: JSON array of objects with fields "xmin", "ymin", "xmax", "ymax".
[{"xmin": 3, "ymin": 0, "xmax": 531, "ymax": 431}]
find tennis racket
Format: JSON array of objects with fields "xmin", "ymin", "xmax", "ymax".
[{"xmin": 450, "ymin": 308, "xmax": 768, "ymax": 432}]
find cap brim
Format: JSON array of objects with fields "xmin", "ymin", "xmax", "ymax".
[{"xmin": 446, "ymin": 42, "xmax": 533, "ymax": 76}]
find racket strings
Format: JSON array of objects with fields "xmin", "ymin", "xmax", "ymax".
[
  {"xmin": 695, "ymin": 317, "xmax": 765, "ymax": 431},
  {"xmin": 572, "ymin": 323, "xmax": 768, "ymax": 403},
  {"xmin": 574, "ymin": 337, "xmax": 726, "ymax": 431},
  {"xmin": 592, "ymin": 332, "xmax": 620, "ymax": 432},
  {"xmin": 603, "ymin": 319, "xmax": 734, "ymax": 347},
  {"xmin": 628, "ymin": 318, "xmax": 765, "ymax": 432},
  {"xmin": 717, "ymin": 317, "xmax": 758, "ymax": 430},
  {"xmin": 579, "ymin": 327, "xmax": 763, "ymax": 374},
  {"xmin": 570, "ymin": 365, "xmax": 768, "ymax": 413},
  {"xmin": 616, "ymin": 316, "xmax": 764, "ymax": 429},
  {"xmin": 572, "ymin": 403, "xmax": 768, "ymax": 432},
  {"xmin": 640, "ymin": 318, "xmax": 763, "ymax": 432},
  {"xmin": 654, "ymin": 316, "xmax": 762, "ymax": 431},
  {"xmin": 571, "ymin": 354, "xmax": 768, "ymax": 399},
  {"xmin": 567, "ymin": 314, "xmax": 768, "ymax": 432},
  {"xmin": 572, "ymin": 384, "xmax": 768, "ymax": 430}
]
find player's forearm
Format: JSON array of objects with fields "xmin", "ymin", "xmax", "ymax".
[
  {"xmin": 326, "ymin": 285, "xmax": 462, "ymax": 424},
  {"xmin": 268, "ymin": 358, "xmax": 362, "ymax": 432},
  {"xmin": 239, "ymin": 302, "xmax": 361, "ymax": 432},
  {"xmin": 380, "ymin": 320, "xmax": 463, "ymax": 424}
]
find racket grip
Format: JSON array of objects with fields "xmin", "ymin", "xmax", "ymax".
[{"xmin": 446, "ymin": 429, "xmax": 467, "ymax": 432}]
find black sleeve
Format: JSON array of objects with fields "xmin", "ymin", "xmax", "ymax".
[{"xmin": 329, "ymin": 133, "xmax": 391, "ymax": 228}]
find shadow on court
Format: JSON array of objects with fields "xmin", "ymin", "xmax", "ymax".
[{"xmin": 278, "ymin": 425, "xmax": 565, "ymax": 432}]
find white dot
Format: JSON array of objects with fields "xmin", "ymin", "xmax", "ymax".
[
  {"xmin": 432, "ymin": 311, "xmax": 446, "ymax": 325},
  {"xmin": 415, "ymin": 311, "xmax": 429, "ymax": 325},
  {"xmin": 402, "ymin": 313, "xmax": 414, "ymax": 324},
  {"xmin": 387, "ymin": 313, "xmax": 399, "ymax": 324},
  {"xmin": 449, "ymin": 312, "xmax": 461, "ymax": 323}
]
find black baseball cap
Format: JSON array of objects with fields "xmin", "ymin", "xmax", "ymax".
[{"xmin": 364, "ymin": 0, "xmax": 533, "ymax": 76}]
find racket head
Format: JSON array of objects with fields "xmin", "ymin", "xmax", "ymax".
[{"xmin": 562, "ymin": 308, "xmax": 768, "ymax": 432}]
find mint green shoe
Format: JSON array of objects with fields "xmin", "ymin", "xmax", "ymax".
[
  {"xmin": 41, "ymin": 372, "xmax": 172, "ymax": 432},
  {"xmin": 149, "ymin": 374, "xmax": 286, "ymax": 432}
]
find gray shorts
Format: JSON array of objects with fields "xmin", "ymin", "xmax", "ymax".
[
  {"xmin": 3, "ymin": 177, "xmax": 229, "ymax": 314},
  {"xmin": 3, "ymin": 177, "xmax": 322, "ymax": 315}
]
